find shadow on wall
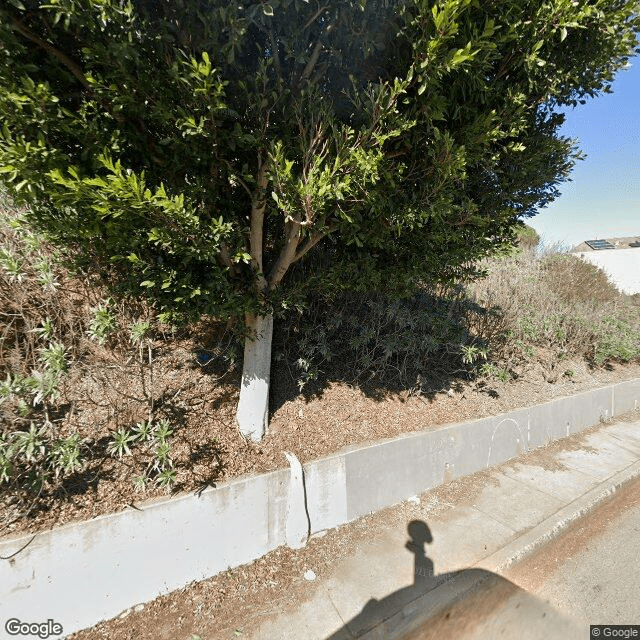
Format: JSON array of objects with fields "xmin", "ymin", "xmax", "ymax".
[{"xmin": 325, "ymin": 520, "xmax": 584, "ymax": 640}]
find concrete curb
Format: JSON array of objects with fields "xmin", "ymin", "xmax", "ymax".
[
  {"xmin": 1, "ymin": 379, "xmax": 639, "ymax": 637},
  {"xmin": 478, "ymin": 458, "xmax": 640, "ymax": 573}
]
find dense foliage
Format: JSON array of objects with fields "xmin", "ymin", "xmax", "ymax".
[{"xmin": 1, "ymin": 0, "xmax": 638, "ymax": 325}]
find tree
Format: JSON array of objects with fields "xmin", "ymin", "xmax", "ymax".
[
  {"xmin": 1, "ymin": 0, "xmax": 638, "ymax": 441},
  {"xmin": 515, "ymin": 223, "xmax": 540, "ymax": 251}
]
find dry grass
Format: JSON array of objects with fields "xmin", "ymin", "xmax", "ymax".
[
  {"xmin": 279, "ymin": 244, "xmax": 640, "ymax": 394},
  {"xmin": 466, "ymin": 246, "xmax": 640, "ymax": 371}
]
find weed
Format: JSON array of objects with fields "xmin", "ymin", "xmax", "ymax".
[
  {"xmin": 277, "ymin": 245, "xmax": 640, "ymax": 395},
  {"xmin": 107, "ymin": 427, "xmax": 135, "ymax": 459},
  {"xmin": 154, "ymin": 418, "xmax": 173, "ymax": 442},
  {"xmin": 105, "ymin": 418, "xmax": 177, "ymax": 492},
  {"xmin": 465, "ymin": 247, "xmax": 640, "ymax": 372},
  {"xmin": 0, "ymin": 198, "xmax": 185, "ymax": 507},
  {"xmin": 0, "ymin": 246, "xmax": 24, "ymax": 281},
  {"xmin": 48, "ymin": 433, "xmax": 83, "ymax": 479},
  {"xmin": 87, "ymin": 299, "xmax": 118, "ymax": 345},
  {"xmin": 130, "ymin": 320, "xmax": 151, "ymax": 345},
  {"xmin": 0, "ymin": 422, "xmax": 86, "ymax": 494},
  {"xmin": 39, "ymin": 342, "xmax": 68, "ymax": 374},
  {"xmin": 155, "ymin": 467, "xmax": 177, "ymax": 489},
  {"xmin": 276, "ymin": 290, "xmax": 472, "ymax": 390},
  {"xmin": 132, "ymin": 420, "xmax": 155, "ymax": 443},
  {"xmin": 31, "ymin": 317, "xmax": 55, "ymax": 341},
  {"xmin": 460, "ymin": 344, "xmax": 489, "ymax": 366}
]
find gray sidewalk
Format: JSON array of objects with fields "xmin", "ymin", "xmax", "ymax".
[{"xmin": 245, "ymin": 416, "xmax": 640, "ymax": 640}]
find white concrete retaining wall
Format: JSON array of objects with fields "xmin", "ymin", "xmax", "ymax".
[
  {"xmin": 577, "ymin": 247, "xmax": 640, "ymax": 295},
  {"xmin": 1, "ymin": 380, "xmax": 639, "ymax": 637}
]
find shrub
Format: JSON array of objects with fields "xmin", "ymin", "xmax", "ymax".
[
  {"xmin": 465, "ymin": 247, "xmax": 640, "ymax": 371},
  {"xmin": 515, "ymin": 223, "xmax": 540, "ymax": 250},
  {"xmin": 275, "ymin": 287, "xmax": 486, "ymax": 391},
  {"xmin": 540, "ymin": 253, "xmax": 622, "ymax": 305}
]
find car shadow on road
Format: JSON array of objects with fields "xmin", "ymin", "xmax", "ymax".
[{"xmin": 324, "ymin": 520, "xmax": 583, "ymax": 640}]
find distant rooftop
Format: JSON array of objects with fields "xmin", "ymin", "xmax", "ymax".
[{"xmin": 572, "ymin": 236, "xmax": 640, "ymax": 252}]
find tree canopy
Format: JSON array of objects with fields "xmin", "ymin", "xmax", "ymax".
[{"xmin": 2, "ymin": 0, "xmax": 637, "ymax": 325}]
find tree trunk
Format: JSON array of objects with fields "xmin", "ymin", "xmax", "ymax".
[{"xmin": 235, "ymin": 312, "xmax": 274, "ymax": 442}]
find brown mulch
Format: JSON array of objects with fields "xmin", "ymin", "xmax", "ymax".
[{"xmin": 2, "ymin": 330, "xmax": 640, "ymax": 541}]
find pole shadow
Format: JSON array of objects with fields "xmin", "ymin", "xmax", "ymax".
[{"xmin": 324, "ymin": 520, "xmax": 585, "ymax": 640}]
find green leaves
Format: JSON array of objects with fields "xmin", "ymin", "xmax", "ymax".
[
  {"xmin": 14, "ymin": 423, "xmax": 47, "ymax": 463},
  {"xmin": 0, "ymin": 0, "xmax": 638, "ymax": 326},
  {"xmin": 39, "ymin": 342, "xmax": 68, "ymax": 375},
  {"xmin": 107, "ymin": 427, "xmax": 134, "ymax": 459},
  {"xmin": 0, "ymin": 422, "xmax": 85, "ymax": 490},
  {"xmin": 48, "ymin": 434, "xmax": 83, "ymax": 478},
  {"xmin": 87, "ymin": 299, "xmax": 117, "ymax": 345},
  {"xmin": 129, "ymin": 320, "xmax": 151, "ymax": 345},
  {"xmin": 447, "ymin": 43, "xmax": 480, "ymax": 70},
  {"xmin": 107, "ymin": 418, "xmax": 177, "ymax": 491}
]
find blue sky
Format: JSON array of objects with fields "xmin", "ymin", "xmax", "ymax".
[{"xmin": 527, "ymin": 57, "xmax": 640, "ymax": 249}]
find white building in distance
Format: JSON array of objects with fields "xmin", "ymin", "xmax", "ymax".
[{"xmin": 572, "ymin": 236, "xmax": 640, "ymax": 295}]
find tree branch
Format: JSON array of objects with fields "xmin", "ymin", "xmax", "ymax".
[
  {"xmin": 249, "ymin": 161, "xmax": 269, "ymax": 292},
  {"xmin": 291, "ymin": 226, "xmax": 336, "ymax": 264},
  {"xmin": 8, "ymin": 13, "xmax": 91, "ymax": 90},
  {"xmin": 269, "ymin": 27, "xmax": 283, "ymax": 80},
  {"xmin": 494, "ymin": 50, "xmax": 516, "ymax": 82},
  {"xmin": 310, "ymin": 62, "xmax": 330, "ymax": 87},
  {"xmin": 7, "ymin": 10, "xmax": 169, "ymax": 163},
  {"xmin": 217, "ymin": 242, "xmax": 240, "ymax": 278},
  {"xmin": 223, "ymin": 160, "xmax": 253, "ymax": 198},
  {"xmin": 267, "ymin": 215, "xmax": 302, "ymax": 289},
  {"xmin": 303, "ymin": 5, "xmax": 329, "ymax": 31},
  {"xmin": 299, "ymin": 17, "xmax": 337, "ymax": 85}
]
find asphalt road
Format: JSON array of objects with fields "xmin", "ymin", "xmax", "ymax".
[{"xmin": 505, "ymin": 476, "xmax": 640, "ymax": 626}]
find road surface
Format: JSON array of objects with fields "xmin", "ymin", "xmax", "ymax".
[{"xmin": 506, "ymin": 475, "xmax": 640, "ymax": 625}]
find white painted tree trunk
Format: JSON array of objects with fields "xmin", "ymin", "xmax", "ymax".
[{"xmin": 235, "ymin": 312, "xmax": 273, "ymax": 442}]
